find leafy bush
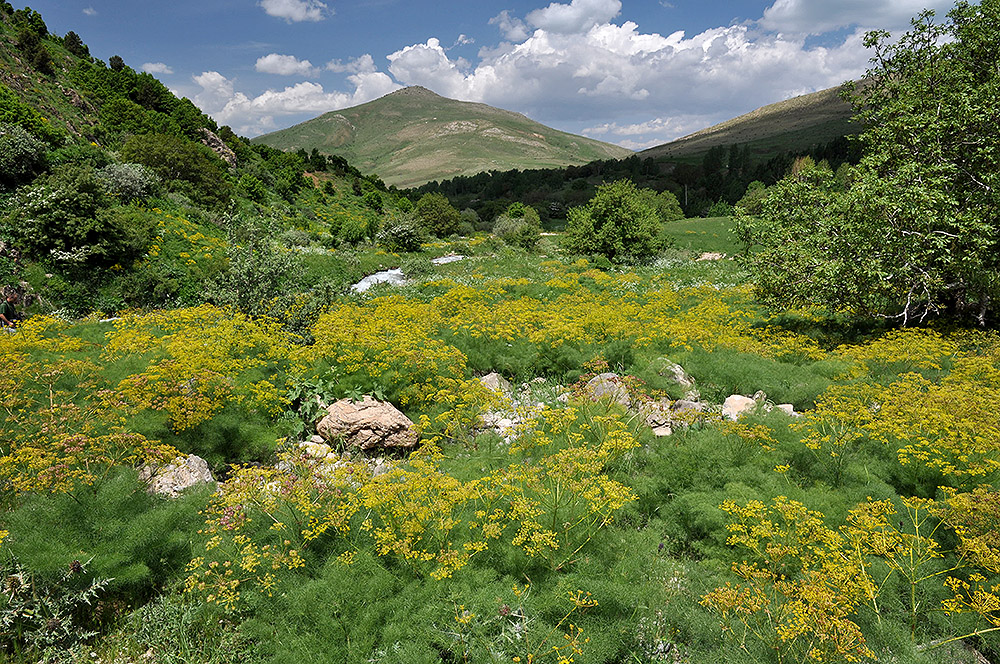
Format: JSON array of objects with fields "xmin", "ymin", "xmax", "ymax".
[
  {"xmin": 119, "ymin": 133, "xmax": 232, "ymax": 209},
  {"xmin": 377, "ymin": 211, "xmax": 425, "ymax": 253},
  {"xmin": 0, "ymin": 122, "xmax": 47, "ymax": 189},
  {"xmin": 563, "ymin": 179, "xmax": 662, "ymax": 263},
  {"xmin": 415, "ymin": 192, "xmax": 461, "ymax": 237},
  {"xmin": 206, "ymin": 232, "xmax": 302, "ymax": 315},
  {"xmin": 492, "ymin": 214, "xmax": 540, "ymax": 250},
  {"xmin": 96, "ymin": 162, "xmax": 160, "ymax": 204},
  {"xmin": 0, "ymin": 166, "xmax": 156, "ymax": 272}
]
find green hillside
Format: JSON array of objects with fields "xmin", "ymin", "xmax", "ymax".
[
  {"xmin": 640, "ymin": 84, "xmax": 858, "ymax": 163},
  {"xmin": 252, "ymin": 86, "xmax": 634, "ymax": 188}
]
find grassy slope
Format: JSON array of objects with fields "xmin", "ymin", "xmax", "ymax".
[
  {"xmin": 640, "ymin": 84, "xmax": 858, "ymax": 163},
  {"xmin": 252, "ymin": 86, "xmax": 634, "ymax": 188},
  {"xmin": 0, "ymin": 23, "xmax": 99, "ymax": 141}
]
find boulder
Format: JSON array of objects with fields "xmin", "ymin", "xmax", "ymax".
[
  {"xmin": 722, "ymin": 395, "xmax": 757, "ymax": 420},
  {"xmin": 140, "ymin": 454, "xmax": 214, "ymax": 498},
  {"xmin": 776, "ymin": 404, "xmax": 801, "ymax": 417},
  {"xmin": 299, "ymin": 440, "xmax": 332, "ymax": 458},
  {"xmin": 479, "ymin": 372, "xmax": 512, "ymax": 397},
  {"xmin": 199, "ymin": 128, "xmax": 238, "ymax": 167},
  {"xmin": 648, "ymin": 358, "xmax": 696, "ymax": 391},
  {"xmin": 316, "ymin": 396, "xmax": 419, "ymax": 451},
  {"xmin": 585, "ymin": 373, "xmax": 631, "ymax": 408}
]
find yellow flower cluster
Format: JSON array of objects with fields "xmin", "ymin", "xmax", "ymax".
[{"xmin": 104, "ymin": 305, "xmax": 295, "ymax": 430}]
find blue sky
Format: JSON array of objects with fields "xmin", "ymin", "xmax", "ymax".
[{"xmin": 23, "ymin": 0, "xmax": 956, "ymax": 148}]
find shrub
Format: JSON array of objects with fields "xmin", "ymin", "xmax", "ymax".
[
  {"xmin": 0, "ymin": 166, "xmax": 155, "ymax": 272},
  {"xmin": 563, "ymin": 179, "xmax": 662, "ymax": 263},
  {"xmin": 377, "ymin": 211, "xmax": 425, "ymax": 253},
  {"xmin": 415, "ymin": 192, "xmax": 461, "ymax": 237},
  {"xmin": 206, "ymin": 233, "xmax": 302, "ymax": 315},
  {"xmin": 119, "ymin": 133, "xmax": 232, "ymax": 209},
  {"xmin": 492, "ymin": 214, "xmax": 540, "ymax": 251},
  {"xmin": 0, "ymin": 122, "xmax": 47, "ymax": 189},
  {"xmin": 96, "ymin": 162, "xmax": 160, "ymax": 204}
]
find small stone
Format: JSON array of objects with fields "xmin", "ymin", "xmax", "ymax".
[
  {"xmin": 777, "ymin": 404, "xmax": 801, "ymax": 417},
  {"xmin": 652, "ymin": 425, "xmax": 673, "ymax": 437},
  {"xmin": 299, "ymin": 441, "xmax": 332, "ymax": 458}
]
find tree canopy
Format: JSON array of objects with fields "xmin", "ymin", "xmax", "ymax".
[{"xmin": 737, "ymin": 1, "xmax": 1000, "ymax": 326}]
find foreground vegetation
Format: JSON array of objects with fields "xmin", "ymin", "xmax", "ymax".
[{"xmin": 5, "ymin": 235, "xmax": 1000, "ymax": 662}]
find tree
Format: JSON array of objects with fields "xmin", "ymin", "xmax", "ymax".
[
  {"xmin": 563, "ymin": 179, "xmax": 662, "ymax": 263},
  {"xmin": 414, "ymin": 192, "xmax": 461, "ymax": 237},
  {"xmin": 738, "ymin": 1, "xmax": 1000, "ymax": 325},
  {"xmin": 63, "ymin": 31, "xmax": 89, "ymax": 59},
  {"xmin": 109, "ymin": 55, "xmax": 126, "ymax": 72}
]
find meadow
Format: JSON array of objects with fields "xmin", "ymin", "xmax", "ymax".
[{"xmin": 3, "ymin": 217, "xmax": 999, "ymax": 664}]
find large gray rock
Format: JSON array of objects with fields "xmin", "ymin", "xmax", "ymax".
[
  {"xmin": 585, "ymin": 373, "xmax": 631, "ymax": 408},
  {"xmin": 140, "ymin": 454, "xmax": 214, "ymax": 498},
  {"xmin": 316, "ymin": 396, "xmax": 419, "ymax": 451}
]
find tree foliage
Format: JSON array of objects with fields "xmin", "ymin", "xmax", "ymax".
[
  {"xmin": 563, "ymin": 179, "xmax": 662, "ymax": 262},
  {"xmin": 415, "ymin": 192, "xmax": 461, "ymax": 237},
  {"xmin": 738, "ymin": 1, "xmax": 1000, "ymax": 325}
]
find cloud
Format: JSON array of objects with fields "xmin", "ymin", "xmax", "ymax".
[
  {"xmin": 255, "ymin": 53, "xmax": 319, "ymax": 76},
  {"xmin": 759, "ymin": 0, "xmax": 956, "ymax": 35},
  {"xmin": 192, "ymin": 70, "xmax": 401, "ymax": 136},
  {"xmin": 82, "ymin": 7, "xmax": 97, "ymax": 16},
  {"xmin": 490, "ymin": 10, "xmax": 529, "ymax": 41},
  {"xmin": 451, "ymin": 34, "xmax": 474, "ymax": 48},
  {"xmin": 258, "ymin": 0, "xmax": 329, "ymax": 23},
  {"xmin": 326, "ymin": 54, "xmax": 378, "ymax": 74},
  {"xmin": 141, "ymin": 62, "xmax": 174, "ymax": 75},
  {"xmin": 526, "ymin": 0, "xmax": 622, "ymax": 34},
  {"xmin": 386, "ymin": 16, "xmax": 869, "ymax": 148}
]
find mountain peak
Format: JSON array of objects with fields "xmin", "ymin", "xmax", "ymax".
[{"xmin": 386, "ymin": 85, "xmax": 441, "ymax": 99}]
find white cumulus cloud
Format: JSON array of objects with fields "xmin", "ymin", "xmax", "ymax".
[
  {"xmin": 490, "ymin": 10, "xmax": 529, "ymax": 41},
  {"xmin": 192, "ymin": 70, "xmax": 400, "ymax": 136},
  {"xmin": 141, "ymin": 62, "xmax": 174, "ymax": 75},
  {"xmin": 82, "ymin": 7, "xmax": 97, "ymax": 16},
  {"xmin": 255, "ymin": 53, "xmax": 319, "ymax": 76},
  {"xmin": 258, "ymin": 0, "xmax": 329, "ymax": 23},
  {"xmin": 326, "ymin": 54, "xmax": 378, "ymax": 74},
  {"xmin": 526, "ymin": 0, "xmax": 622, "ymax": 34}
]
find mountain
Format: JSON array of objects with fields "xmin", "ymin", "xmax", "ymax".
[
  {"xmin": 251, "ymin": 86, "xmax": 634, "ymax": 188},
  {"xmin": 639, "ymin": 84, "xmax": 859, "ymax": 162}
]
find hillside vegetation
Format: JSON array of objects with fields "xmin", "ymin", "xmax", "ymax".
[
  {"xmin": 251, "ymin": 86, "xmax": 633, "ymax": 188},
  {"xmin": 640, "ymin": 84, "xmax": 859, "ymax": 163}
]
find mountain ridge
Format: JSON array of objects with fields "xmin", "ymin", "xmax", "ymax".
[{"xmin": 252, "ymin": 86, "xmax": 634, "ymax": 188}]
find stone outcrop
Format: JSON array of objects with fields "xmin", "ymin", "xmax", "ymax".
[
  {"xmin": 140, "ymin": 454, "xmax": 214, "ymax": 498},
  {"xmin": 199, "ymin": 128, "xmax": 238, "ymax": 168},
  {"xmin": 479, "ymin": 372, "xmax": 512, "ymax": 397},
  {"xmin": 316, "ymin": 396, "xmax": 419, "ymax": 451}
]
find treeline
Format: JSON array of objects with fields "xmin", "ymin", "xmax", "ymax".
[{"xmin": 412, "ymin": 134, "xmax": 860, "ymax": 225}]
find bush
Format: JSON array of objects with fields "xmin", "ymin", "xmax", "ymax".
[
  {"xmin": 206, "ymin": 231, "xmax": 303, "ymax": 315},
  {"xmin": 0, "ymin": 122, "xmax": 47, "ymax": 189},
  {"xmin": 492, "ymin": 214, "xmax": 540, "ymax": 251},
  {"xmin": 96, "ymin": 162, "xmax": 160, "ymax": 204},
  {"xmin": 119, "ymin": 133, "xmax": 232, "ymax": 209},
  {"xmin": 414, "ymin": 192, "xmax": 461, "ymax": 237},
  {"xmin": 0, "ymin": 165, "xmax": 155, "ymax": 272},
  {"xmin": 377, "ymin": 211, "xmax": 426, "ymax": 253},
  {"xmin": 563, "ymin": 179, "xmax": 662, "ymax": 262}
]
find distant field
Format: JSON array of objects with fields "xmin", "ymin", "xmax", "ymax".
[{"xmin": 661, "ymin": 216, "xmax": 742, "ymax": 255}]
